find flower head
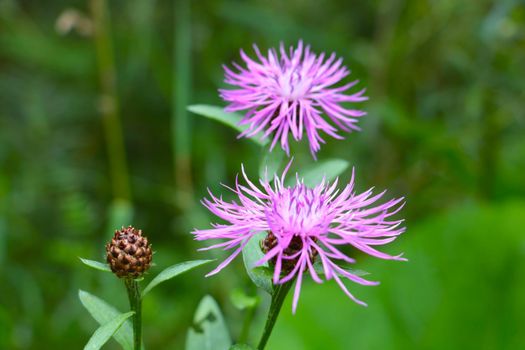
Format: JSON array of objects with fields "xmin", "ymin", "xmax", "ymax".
[
  {"xmin": 106, "ymin": 226, "xmax": 153, "ymax": 279},
  {"xmin": 193, "ymin": 164, "xmax": 406, "ymax": 313},
  {"xmin": 220, "ymin": 41, "xmax": 367, "ymax": 158}
]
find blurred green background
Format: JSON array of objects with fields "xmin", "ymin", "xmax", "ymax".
[{"xmin": 1, "ymin": 0, "xmax": 524, "ymax": 349}]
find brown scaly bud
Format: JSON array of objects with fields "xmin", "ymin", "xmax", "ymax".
[{"xmin": 106, "ymin": 226, "xmax": 152, "ymax": 279}]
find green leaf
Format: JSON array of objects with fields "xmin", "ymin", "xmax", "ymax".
[
  {"xmin": 289, "ymin": 159, "xmax": 349, "ymax": 187},
  {"xmin": 79, "ymin": 258, "xmax": 111, "ymax": 272},
  {"xmin": 142, "ymin": 259, "xmax": 213, "ymax": 297},
  {"xmin": 185, "ymin": 295, "xmax": 231, "ymax": 350},
  {"xmin": 242, "ymin": 232, "xmax": 273, "ymax": 294},
  {"xmin": 312, "ymin": 261, "xmax": 369, "ymax": 278},
  {"xmin": 187, "ymin": 104, "xmax": 267, "ymax": 146},
  {"xmin": 229, "ymin": 345, "xmax": 255, "ymax": 350},
  {"xmin": 84, "ymin": 311, "xmax": 134, "ymax": 350},
  {"xmin": 230, "ymin": 288, "xmax": 260, "ymax": 310},
  {"xmin": 78, "ymin": 290, "xmax": 133, "ymax": 350},
  {"xmin": 259, "ymin": 146, "xmax": 286, "ymax": 180}
]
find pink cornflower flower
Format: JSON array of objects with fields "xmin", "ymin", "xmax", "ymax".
[
  {"xmin": 220, "ymin": 40, "xmax": 367, "ymax": 158},
  {"xmin": 193, "ymin": 164, "xmax": 406, "ymax": 313}
]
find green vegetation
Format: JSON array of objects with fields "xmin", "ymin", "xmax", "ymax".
[{"xmin": 0, "ymin": 0, "xmax": 524, "ymax": 349}]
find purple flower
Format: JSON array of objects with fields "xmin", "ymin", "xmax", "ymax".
[
  {"xmin": 193, "ymin": 164, "xmax": 406, "ymax": 313},
  {"xmin": 220, "ymin": 41, "xmax": 367, "ymax": 158}
]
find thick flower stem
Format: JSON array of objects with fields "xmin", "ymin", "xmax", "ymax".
[
  {"xmin": 257, "ymin": 281, "xmax": 293, "ymax": 350},
  {"xmin": 125, "ymin": 278, "xmax": 142, "ymax": 350}
]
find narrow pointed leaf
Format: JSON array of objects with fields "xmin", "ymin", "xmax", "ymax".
[
  {"xmin": 84, "ymin": 311, "xmax": 134, "ymax": 350},
  {"xmin": 187, "ymin": 104, "xmax": 267, "ymax": 146},
  {"xmin": 186, "ymin": 295, "xmax": 231, "ymax": 350},
  {"xmin": 78, "ymin": 290, "xmax": 133, "ymax": 350},
  {"xmin": 242, "ymin": 232, "xmax": 273, "ymax": 294},
  {"xmin": 142, "ymin": 259, "xmax": 213, "ymax": 297},
  {"xmin": 288, "ymin": 159, "xmax": 349, "ymax": 187},
  {"xmin": 79, "ymin": 258, "xmax": 111, "ymax": 272}
]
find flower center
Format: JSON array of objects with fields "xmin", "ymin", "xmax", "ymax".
[
  {"xmin": 260, "ymin": 184, "xmax": 328, "ymax": 273},
  {"xmin": 274, "ymin": 66, "xmax": 313, "ymax": 101},
  {"xmin": 261, "ymin": 231, "xmax": 318, "ymax": 273},
  {"xmin": 266, "ymin": 185, "xmax": 328, "ymax": 236}
]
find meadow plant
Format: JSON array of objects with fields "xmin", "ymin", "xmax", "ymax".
[
  {"xmin": 188, "ymin": 41, "xmax": 407, "ymax": 349},
  {"xmin": 79, "ymin": 226, "xmax": 211, "ymax": 350},
  {"xmin": 194, "ymin": 164, "xmax": 405, "ymax": 348},
  {"xmin": 195, "ymin": 164, "xmax": 405, "ymax": 311},
  {"xmin": 78, "ymin": 41, "xmax": 406, "ymax": 350}
]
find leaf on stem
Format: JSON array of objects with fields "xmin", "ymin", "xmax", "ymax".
[
  {"xmin": 78, "ymin": 290, "xmax": 134, "ymax": 350},
  {"xmin": 141, "ymin": 259, "xmax": 213, "ymax": 297},
  {"xmin": 79, "ymin": 258, "xmax": 111, "ymax": 272},
  {"xmin": 83, "ymin": 311, "xmax": 134, "ymax": 350},
  {"xmin": 242, "ymin": 232, "xmax": 273, "ymax": 295},
  {"xmin": 187, "ymin": 104, "xmax": 267, "ymax": 146},
  {"xmin": 185, "ymin": 295, "xmax": 231, "ymax": 350}
]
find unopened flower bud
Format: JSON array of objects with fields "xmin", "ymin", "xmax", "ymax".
[{"xmin": 106, "ymin": 226, "xmax": 152, "ymax": 278}]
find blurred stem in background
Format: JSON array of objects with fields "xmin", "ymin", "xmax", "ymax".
[
  {"xmin": 369, "ymin": 0, "xmax": 403, "ymax": 186},
  {"xmin": 477, "ymin": 41, "xmax": 498, "ymax": 200},
  {"xmin": 371, "ymin": 0, "xmax": 402, "ymax": 98},
  {"xmin": 479, "ymin": 88, "xmax": 500, "ymax": 199},
  {"xmin": 0, "ymin": 175, "xmax": 6, "ymax": 266},
  {"xmin": 173, "ymin": 0, "xmax": 194, "ymax": 211},
  {"xmin": 90, "ymin": 0, "xmax": 133, "ymax": 213}
]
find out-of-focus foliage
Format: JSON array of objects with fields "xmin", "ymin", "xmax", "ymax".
[
  {"xmin": 271, "ymin": 201, "xmax": 525, "ymax": 350},
  {"xmin": 0, "ymin": 0, "xmax": 523, "ymax": 349}
]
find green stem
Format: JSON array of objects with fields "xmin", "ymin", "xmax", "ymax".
[
  {"xmin": 125, "ymin": 279, "xmax": 142, "ymax": 350},
  {"xmin": 257, "ymin": 281, "xmax": 293, "ymax": 350}
]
